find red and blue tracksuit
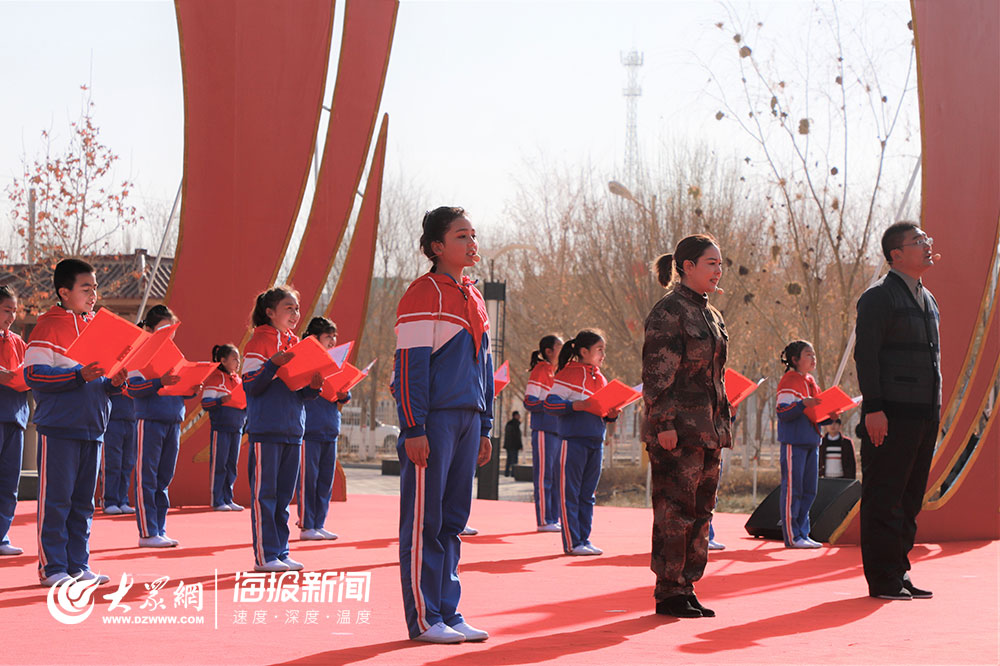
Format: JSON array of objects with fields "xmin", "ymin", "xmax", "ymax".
[
  {"xmin": 127, "ymin": 370, "xmax": 195, "ymax": 539},
  {"xmin": 0, "ymin": 329, "xmax": 29, "ymax": 549},
  {"xmin": 243, "ymin": 325, "xmax": 319, "ymax": 566},
  {"xmin": 297, "ymin": 389, "xmax": 350, "ymax": 531},
  {"xmin": 202, "ymin": 368, "xmax": 247, "ymax": 508},
  {"xmin": 545, "ymin": 361, "xmax": 611, "ymax": 553},
  {"xmin": 523, "ymin": 360, "xmax": 561, "ymax": 527},
  {"xmin": 392, "ymin": 271, "xmax": 494, "ymax": 639},
  {"xmin": 776, "ymin": 371, "xmax": 824, "ymax": 545},
  {"xmin": 101, "ymin": 394, "xmax": 136, "ymax": 510},
  {"xmin": 25, "ymin": 306, "xmax": 120, "ymax": 579}
]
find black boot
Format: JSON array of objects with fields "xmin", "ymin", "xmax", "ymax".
[
  {"xmin": 655, "ymin": 595, "xmax": 702, "ymax": 618},
  {"xmin": 687, "ymin": 594, "xmax": 715, "ymax": 617}
]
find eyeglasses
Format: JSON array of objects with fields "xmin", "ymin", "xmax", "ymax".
[{"xmin": 901, "ymin": 236, "xmax": 934, "ymax": 248}]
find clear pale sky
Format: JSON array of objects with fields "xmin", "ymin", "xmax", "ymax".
[{"xmin": 0, "ymin": 0, "xmax": 916, "ymax": 251}]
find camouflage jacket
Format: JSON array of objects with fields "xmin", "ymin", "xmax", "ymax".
[{"xmin": 641, "ymin": 283, "xmax": 732, "ymax": 450}]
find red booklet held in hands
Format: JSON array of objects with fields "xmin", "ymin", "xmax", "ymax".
[
  {"xmin": 228, "ymin": 382, "xmax": 247, "ymax": 410},
  {"xmin": 493, "ymin": 360, "xmax": 510, "ymax": 395},
  {"xmin": 0, "ymin": 365, "xmax": 29, "ymax": 392},
  {"xmin": 589, "ymin": 379, "xmax": 643, "ymax": 417},
  {"xmin": 276, "ymin": 337, "xmax": 342, "ymax": 391},
  {"xmin": 138, "ymin": 339, "xmax": 185, "ymax": 380},
  {"xmin": 804, "ymin": 386, "xmax": 860, "ymax": 423},
  {"xmin": 159, "ymin": 361, "xmax": 217, "ymax": 397},
  {"xmin": 322, "ymin": 359, "xmax": 377, "ymax": 401},
  {"xmin": 725, "ymin": 369, "xmax": 766, "ymax": 408},
  {"xmin": 64, "ymin": 308, "xmax": 150, "ymax": 377}
]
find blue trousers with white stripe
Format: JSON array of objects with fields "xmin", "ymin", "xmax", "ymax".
[
  {"xmin": 532, "ymin": 429, "xmax": 562, "ymax": 526},
  {"xmin": 0, "ymin": 423, "xmax": 24, "ymax": 546},
  {"xmin": 210, "ymin": 429, "xmax": 242, "ymax": 507},
  {"xmin": 248, "ymin": 441, "xmax": 300, "ymax": 565},
  {"xmin": 560, "ymin": 437, "xmax": 603, "ymax": 552},
  {"xmin": 779, "ymin": 443, "xmax": 818, "ymax": 545},
  {"xmin": 297, "ymin": 439, "xmax": 337, "ymax": 530},
  {"xmin": 134, "ymin": 419, "xmax": 180, "ymax": 539},
  {"xmin": 398, "ymin": 409, "xmax": 479, "ymax": 639},
  {"xmin": 36, "ymin": 435, "xmax": 100, "ymax": 578},
  {"xmin": 102, "ymin": 419, "xmax": 136, "ymax": 508}
]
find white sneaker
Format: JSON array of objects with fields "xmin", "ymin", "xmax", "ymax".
[
  {"xmin": 138, "ymin": 535, "xmax": 175, "ymax": 548},
  {"xmin": 583, "ymin": 543, "xmax": 604, "ymax": 555},
  {"xmin": 460, "ymin": 526, "xmax": 479, "ymax": 536},
  {"xmin": 161, "ymin": 534, "xmax": 180, "ymax": 546},
  {"xmin": 40, "ymin": 572, "xmax": 74, "ymax": 587},
  {"xmin": 280, "ymin": 556, "xmax": 304, "ymax": 571},
  {"xmin": 708, "ymin": 539, "xmax": 726, "ymax": 551},
  {"xmin": 803, "ymin": 537, "xmax": 823, "ymax": 547},
  {"xmin": 119, "ymin": 505, "xmax": 136, "ymax": 515},
  {"xmin": 254, "ymin": 559, "xmax": 289, "ymax": 572},
  {"xmin": 73, "ymin": 570, "xmax": 111, "ymax": 585},
  {"xmin": 537, "ymin": 524, "xmax": 561, "ymax": 532},
  {"xmin": 570, "ymin": 544, "xmax": 600, "ymax": 556},
  {"xmin": 413, "ymin": 621, "xmax": 466, "ymax": 644},
  {"xmin": 451, "ymin": 621, "xmax": 489, "ymax": 642},
  {"xmin": 790, "ymin": 537, "xmax": 821, "ymax": 549},
  {"xmin": 0, "ymin": 543, "xmax": 24, "ymax": 556},
  {"xmin": 318, "ymin": 528, "xmax": 339, "ymax": 540},
  {"xmin": 103, "ymin": 505, "xmax": 122, "ymax": 515},
  {"xmin": 213, "ymin": 504, "xmax": 232, "ymax": 511},
  {"xmin": 300, "ymin": 529, "xmax": 325, "ymax": 541},
  {"xmin": 227, "ymin": 502, "xmax": 244, "ymax": 511}
]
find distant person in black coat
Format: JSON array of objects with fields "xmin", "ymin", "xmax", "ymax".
[
  {"xmin": 819, "ymin": 419, "xmax": 856, "ymax": 479},
  {"xmin": 503, "ymin": 411, "xmax": 523, "ymax": 477}
]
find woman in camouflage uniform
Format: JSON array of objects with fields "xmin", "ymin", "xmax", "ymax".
[{"xmin": 641, "ymin": 234, "xmax": 732, "ymax": 618}]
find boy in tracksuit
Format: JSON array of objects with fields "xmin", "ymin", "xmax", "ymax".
[
  {"xmin": 25, "ymin": 259, "xmax": 127, "ymax": 586},
  {"xmin": 0, "ymin": 286, "xmax": 29, "ymax": 556},
  {"xmin": 101, "ymin": 392, "xmax": 137, "ymax": 515}
]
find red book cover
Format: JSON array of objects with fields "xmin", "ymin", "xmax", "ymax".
[
  {"xmin": 138, "ymin": 339, "xmax": 185, "ymax": 380},
  {"xmin": 159, "ymin": 361, "xmax": 217, "ymax": 397},
  {"xmin": 493, "ymin": 360, "xmax": 510, "ymax": 395},
  {"xmin": 804, "ymin": 386, "xmax": 860, "ymax": 423},
  {"xmin": 276, "ymin": 336, "xmax": 342, "ymax": 391},
  {"xmin": 123, "ymin": 323, "xmax": 179, "ymax": 374},
  {"xmin": 725, "ymin": 368, "xmax": 766, "ymax": 408},
  {"xmin": 228, "ymin": 382, "xmax": 247, "ymax": 410},
  {"xmin": 589, "ymin": 379, "xmax": 643, "ymax": 417},
  {"xmin": 64, "ymin": 308, "xmax": 150, "ymax": 377},
  {"xmin": 322, "ymin": 359, "xmax": 376, "ymax": 400}
]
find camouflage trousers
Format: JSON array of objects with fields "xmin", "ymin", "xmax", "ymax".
[{"xmin": 649, "ymin": 444, "xmax": 722, "ymax": 599}]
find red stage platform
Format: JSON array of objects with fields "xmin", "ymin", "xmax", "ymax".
[{"xmin": 2, "ymin": 495, "xmax": 997, "ymax": 665}]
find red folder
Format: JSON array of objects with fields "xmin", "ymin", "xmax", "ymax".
[
  {"xmin": 322, "ymin": 359, "xmax": 376, "ymax": 400},
  {"xmin": 276, "ymin": 336, "xmax": 343, "ymax": 391},
  {"xmin": 725, "ymin": 369, "xmax": 766, "ymax": 408},
  {"xmin": 0, "ymin": 366, "xmax": 29, "ymax": 392},
  {"xmin": 159, "ymin": 361, "xmax": 217, "ymax": 397},
  {"xmin": 64, "ymin": 308, "xmax": 151, "ymax": 377},
  {"xmin": 228, "ymin": 382, "xmax": 247, "ymax": 410},
  {"xmin": 138, "ymin": 339, "xmax": 185, "ymax": 380},
  {"xmin": 493, "ymin": 360, "xmax": 510, "ymax": 395},
  {"xmin": 123, "ymin": 323, "xmax": 179, "ymax": 374},
  {"xmin": 804, "ymin": 386, "xmax": 860, "ymax": 423},
  {"xmin": 589, "ymin": 379, "xmax": 643, "ymax": 417}
]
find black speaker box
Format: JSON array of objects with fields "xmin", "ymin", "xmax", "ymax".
[{"xmin": 744, "ymin": 477, "xmax": 861, "ymax": 543}]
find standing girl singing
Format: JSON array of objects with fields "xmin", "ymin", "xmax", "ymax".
[
  {"xmin": 202, "ymin": 343, "xmax": 247, "ymax": 512},
  {"xmin": 523, "ymin": 335, "xmax": 563, "ymax": 532}
]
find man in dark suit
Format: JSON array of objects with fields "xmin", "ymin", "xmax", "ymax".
[
  {"xmin": 503, "ymin": 411, "xmax": 523, "ymax": 477},
  {"xmin": 854, "ymin": 221, "xmax": 940, "ymax": 601}
]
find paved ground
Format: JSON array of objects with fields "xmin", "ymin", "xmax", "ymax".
[{"xmin": 343, "ymin": 463, "xmax": 535, "ymax": 503}]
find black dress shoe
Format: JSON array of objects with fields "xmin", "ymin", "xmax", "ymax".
[
  {"xmin": 656, "ymin": 595, "xmax": 703, "ymax": 618},
  {"xmin": 687, "ymin": 594, "xmax": 715, "ymax": 617},
  {"xmin": 870, "ymin": 586, "xmax": 912, "ymax": 600},
  {"xmin": 902, "ymin": 578, "xmax": 933, "ymax": 599}
]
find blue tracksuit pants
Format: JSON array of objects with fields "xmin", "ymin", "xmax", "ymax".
[
  {"xmin": 532, "ymin": 429, "xmax": 562, "ymax": 526},
  {"xmin": 210, "ymin": 429, "xmax": 242, "ymax": 507},
  {"xmin": 248, "ymin": 440, "xmax": 300, "ymax": 565},
  {"xmin": 779, "ymin": 442, "xmax": 819, "ymax": 544},
  {"xmin": 0, "ymin": 423, "xmax": 24, "ymax": 546},
  {"xmin": 102, "ymin": 419, "xmax": 136, "ymax": 508},
  {"xmin": 135, "ymin": 419, "xmax": 180, "ymax": 539},
  {"xmin": 560, "ymin": 437, "xmax": 603, "ymax": 552},
  {"xmin": 297, "ymin": 439, "xmax": 337, "ymax": 530},
  {"xmin": 398, "ymin": 409, "xmax": 479, "ymax": 639},
  {"xmin": 36, "ymin": 435, "xmax": 100, "ymax": 578}
]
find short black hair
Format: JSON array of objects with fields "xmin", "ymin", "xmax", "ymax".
[
  {"xmin": 0, "ymin": 285, "xmax": 16, "ymax": 305},
  {"xmin": 53, "ymin": 258, "xmax": 95, "ymax": 298},
  {"xmin": 881, "ymin": 221, "xmax": 920, "ymax": 263}
]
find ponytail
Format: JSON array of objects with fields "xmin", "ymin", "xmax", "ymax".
[
  {"xmin": 528, "ymin": 334, "xmax": 562, "ymax": 370},
  {"xmin": 780, "ymin": 339, "xmax": 813, "ymax": 372},
  {"xmin": 557, "ymin": 329, "xmax": 604, "ymax": 371},
  {"xmin": 651, "ymin": 254, "xmax": 674, "ymax": 287}
]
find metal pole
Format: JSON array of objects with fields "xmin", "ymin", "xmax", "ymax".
[
  {"xmin": 137, "ymin": 180, "xmax": 182, "ymax": 324},
  {"xmin": 27, "ymin": 188, "xmax": 36, "ymax": 264}
]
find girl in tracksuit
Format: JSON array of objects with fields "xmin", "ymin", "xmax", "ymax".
[
  {"xmin": 297, "ymin": 317, "xmax": 350, "ymax": 541},
  {"xmin": 128, "ymin": 305, "xmax": 198, "ymax": 548},
  {"xmin": 0, "ymin": 286, "xmax": 30, "ymax": 557},
  {"xmin": 544, "ymin": 330, "xmax": 618, "ymax": 556},
  {"xmin": 101, "ymin": 391, "xmax": 137, "ymax": 515},
  {"xmin": 523, "ymin": 335, "xmax": 563, "ymax": 531},
  {"xmin": 202, "ymin": 343, "xmax": 247, "ymax": 512},
  {"xmin": 243, "ymin": 286, "xmax": 322, "ymax": 573},
  {"xmin": 393, "ymin": 207, "xmax": 494, "ymax": 644},
  {"xmin": 776, "ymin": 339, "xmax": 827, "ymax": 549}
]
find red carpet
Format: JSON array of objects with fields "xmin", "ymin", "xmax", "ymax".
[{"xmin": 2, "ymin": 495, "xmax": 997, "ymax": 665}]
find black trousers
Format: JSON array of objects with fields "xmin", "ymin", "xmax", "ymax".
[
  {"xmin": 504, "ymin": 449, "xmax": 519, "ymax": 475},
  {"xmin": 859, "ymin": 415, "xmax": 937, "ymax": 594}
]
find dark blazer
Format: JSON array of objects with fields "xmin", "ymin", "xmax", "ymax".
[
  {"xmin": 503, "ymin": 418, "xmax": 522, "ymax": 451},
  {"xmin": 819, "ymin": 435, "xmax": 857, "ymax": 479}
]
